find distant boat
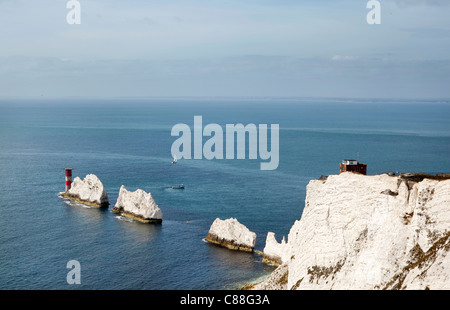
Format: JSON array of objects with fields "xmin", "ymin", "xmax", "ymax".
[
  {"xmin": 172, "ymin": 184, "xmax": 184, "ymax": 189},
  {"xmin": 171, "ymin": 156, "xmax": 177, "ymax": 165}
]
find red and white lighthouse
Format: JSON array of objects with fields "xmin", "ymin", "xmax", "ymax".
[{"xmin": 65, "ymin": 168, "xmax": 73, "ymax": 192}]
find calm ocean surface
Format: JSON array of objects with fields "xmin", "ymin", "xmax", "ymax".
[{"xmin": 0, "ymin": 98, "xmax": 449, "ymax": 290}]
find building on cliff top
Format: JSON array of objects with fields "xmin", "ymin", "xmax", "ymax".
[{"xmin": 340, "ymin": 159, "xmax": 367, "ymax": 175}]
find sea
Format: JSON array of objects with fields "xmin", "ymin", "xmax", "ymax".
[{"xmin": 0, "ymin": 98, "xmax": 449, "ymax": 290}]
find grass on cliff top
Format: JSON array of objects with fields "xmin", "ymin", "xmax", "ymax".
[
  {"xmin": 399, "ymin": 173, "xmax": 450, "ymax": 182},
  {"xmin": 318, "ymin": 173, "xmax": 450, "ymax": 182}
]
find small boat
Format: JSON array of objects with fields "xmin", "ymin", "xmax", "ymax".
[
  {"xmin": 172, "ymin": 184, "xmax": 185, "ymax": 189},
  {"xmin": 171, "ymin": 156, "xmax": 177, "ymax": 165}
]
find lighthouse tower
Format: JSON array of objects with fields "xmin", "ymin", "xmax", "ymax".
[{"xmin": 65, "ymin": 168, "xmax": 73, "ymax": 192}]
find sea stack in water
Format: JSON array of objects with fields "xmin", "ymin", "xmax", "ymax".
[
  {"xmin": 112, "ymin": 185, "xmax": 162, "ymax": 223},
  {"xmin": 60, "ymin": 174, "xmax": 109, "ymax": 207},
  {"xmin": 205, "ymin": 218, "xmax": 256, "ymax": 252},
  {"xmin": 262, "ymin": 232, "xmax": 289, "ymax": 266}
]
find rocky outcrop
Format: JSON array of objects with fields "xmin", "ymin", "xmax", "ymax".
[
  {"xmin": 112, "ymin": 185, "xmax": 162, "ymax": 223},
  {"xmin": 261, "ymin": 232, "xmax": 289, "ymax": 266},
  {"xmin": 254, "ymin": 172, "xmax": 450, "ymax": 290},
  {"xmin": 205, "ymin": 218, "xmax": 257, "ymax": 252},
  {"xmin": 60, "ymin": 174, "xmax": 109, "ymax": 207}
]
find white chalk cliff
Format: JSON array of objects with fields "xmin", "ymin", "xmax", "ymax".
[
  {"xmin": 62, "ymin": 174, "xmax": 109, "ymax": 207},
  {"xmin": 205, "ymin": 218, "xmax": 257, "ymax": 252},
  {"xmin": 255, "ymin": 172, "xmax": 450, "ymax": 290},
  {"xmin": 112, "ymin": 185, "xmax": 162, "ymax": 223}
]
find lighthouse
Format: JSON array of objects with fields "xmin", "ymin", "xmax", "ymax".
[{"xmin": 65, "ymin": 168, "xmax": 73, "ymax": 192}]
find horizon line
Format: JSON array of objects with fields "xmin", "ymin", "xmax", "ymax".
[{"xmin": 0, "ymin": 95, "xmax": 449, "ymax": 104}]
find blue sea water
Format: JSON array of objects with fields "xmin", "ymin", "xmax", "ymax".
[{"xmin": 0, "ymin": 98, "xmax": 449, "ymax": 290}]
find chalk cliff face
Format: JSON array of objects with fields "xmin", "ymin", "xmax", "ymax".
[
  {"xmin": 112, "ymin": 185, "xmax": 162, "ymax": 223},
  {"xmin": 205, "ymin": 218, "xmax": 257, "ymax": 252},
  {"xmin": 256, "ymin": 172, "xmax": 450, "ymax": 290},
  {"xmin": 62, "ymin": 174, "xmax": 109, "ymax": 207}
]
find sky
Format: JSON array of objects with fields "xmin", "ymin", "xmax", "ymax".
[{"xmin": 0, "ymin": 0, "xmax": 449, "ymax": 99}]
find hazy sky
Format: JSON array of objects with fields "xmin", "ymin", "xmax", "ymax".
[{"xmin": 0, "ymin": 0, "xmax": 449, "ymax": 98}]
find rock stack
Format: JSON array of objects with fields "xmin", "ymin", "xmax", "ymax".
[
  {"xmin": 205, "ymin": 218, "xmax": 256, "ymax": 252},
  {"xmin": 112, "ymin": 185, "xmax": 163, "ymax": 223},
  {"xmin": 59, "ymin": 174, "xmax": 109, "ymax": 207}
]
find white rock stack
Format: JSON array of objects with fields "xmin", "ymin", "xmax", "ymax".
[
  {"xmin": 61, "ymin": 174, "xmax": 109, "ymax": 207},
  {"xmin": 253, "ymin": 172, "xmax": 450, "ymax": 290},
  {"xmin": 205, "ymin": 218, "xmax": 257, "ymax": 252},
  {"xmin": 112, "ymin": 185, "xmax": 162, "ymax": 223},
  {"xmin": 262, "ymin": 232, "xmax": 289, "ymax": 266}
]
